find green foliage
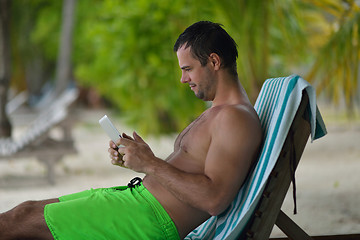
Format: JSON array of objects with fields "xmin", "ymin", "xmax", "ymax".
[
  {"xmin": 10, "ymin": 0, "xmax": 61, "ymax": 91},
  {"xmin": 9, "ymin": 0, "xmax": 360, "ymax": 135},
  {"xmin": 306, "ymin": 1, "xmax": 360, "ymax": 114},
  {"xmin": 215, "ymin": 0, "xmax": 310, "ymax": 101},
  {"xmin": 74, "ymin": 0, "xmax": 216, "ymax": 134}
]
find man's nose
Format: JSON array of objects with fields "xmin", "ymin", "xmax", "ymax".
[{"xmin": 180, "ymin": 72, "xmax": 190, "ymax": 83}]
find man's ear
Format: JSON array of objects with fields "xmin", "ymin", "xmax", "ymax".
[{"xmin": 209, "ymin": 53, "xmax": 221, "ymax": 71}]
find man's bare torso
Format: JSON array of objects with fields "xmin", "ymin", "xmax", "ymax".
[{"xmin": 143, "ymin": 103, "xmax": 258, "ymax": 239}]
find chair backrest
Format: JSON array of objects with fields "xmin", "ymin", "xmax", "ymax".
[
  {"xmin": 243, "ymin": 92, "xmax": 311, "ymax": 239},
  {"xmin": 185, "ymin": 75, "xmax": 326, "ymax": 240},
  {"xmin": 0, "ymin": 88, "xmax": 78, "ymax": 156}
]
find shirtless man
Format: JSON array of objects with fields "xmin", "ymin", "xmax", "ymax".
[{"xmin": 0, "ymin": 21, "xmax": 262, "ymax": 240}]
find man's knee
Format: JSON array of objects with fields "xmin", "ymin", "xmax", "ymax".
[
  {"xmin": 17, "ymin": 200, "xmax": 37, "ymax": 215},
  {"xmin": 0, "ymin": 200, "xmax": 55, "ymax": 239},
  {"xmin": 4, "ymin": 200, "xmax": 39, "ymax": 223},
  {"xmin": 0, "ymin": 201, "xmax": 37, "ymax": 238},
  {"xmin": 10, "ymin": 198, "xmax": 58, "ymax": 219}
]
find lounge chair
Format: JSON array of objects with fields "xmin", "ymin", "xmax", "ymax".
[
  {"xmin": 185, "ymin": 75, "xmax": 328, "ymax": 239},
  {"xmin": 0, "ymin": 88, "xmax": 78, "ymax": 184}
]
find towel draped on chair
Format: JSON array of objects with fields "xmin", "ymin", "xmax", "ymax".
[{"xmin": 185, "ymin": 75, "xmax": 327, "ymax": 240}]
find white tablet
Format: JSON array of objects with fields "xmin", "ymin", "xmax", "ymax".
[{"xmin": 99, "ymin": 115, "xmax": 122, "ymax": 144}]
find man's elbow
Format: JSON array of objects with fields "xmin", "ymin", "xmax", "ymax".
[{"xmin": 206, "ymin": 199, "xmax": 230, "ymax": 216}]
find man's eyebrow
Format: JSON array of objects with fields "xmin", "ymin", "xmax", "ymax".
[{"xmin": 181, "ymin": 66, "xmax": 190, "ymax": 70}]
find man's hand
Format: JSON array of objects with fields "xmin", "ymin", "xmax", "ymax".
[
  {"xmin": 108, "ymin": 132, "xmax": 132, "ymax": 167},
  {"xmin": 109, "ymin": 132, "xmax": 157, "ymax": 173},
  {"xmin": 108, "ymin": 138, "xmax": 124, "ymax": 167}
]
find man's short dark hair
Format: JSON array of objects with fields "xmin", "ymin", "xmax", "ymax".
[{"xmin": 174, "ymin": 21, "xmax": 238, "ymax": 76}]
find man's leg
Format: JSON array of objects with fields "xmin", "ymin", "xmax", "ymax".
[{"xmin": 0, "ymin": 199, "xmax": 59, "ymax": 240}]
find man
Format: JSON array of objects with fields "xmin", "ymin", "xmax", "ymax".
[{"xmin": 0, "ymin": 21, "xmax": 262, "ymax": 239}]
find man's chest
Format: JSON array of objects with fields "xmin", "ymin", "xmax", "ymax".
[{"xmin": 174, "ymin": 114, "xmax": 212, "ymax": 159}]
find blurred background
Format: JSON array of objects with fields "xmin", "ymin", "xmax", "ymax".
[
  {"xmin": 0, "ymin": 0, "xmax": 359, "ymax": 238},
  {"xmin": 1, "ymin": 0, "xmax": 359, "ymax": 136}
]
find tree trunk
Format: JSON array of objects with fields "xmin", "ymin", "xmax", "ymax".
[
  {"xmin": 55, "ymin": 0, "xmax": 76, "ymax": 97},
  {"xmin": 0, "ymin": 0, "xmax": 12, "ymax": 137}
]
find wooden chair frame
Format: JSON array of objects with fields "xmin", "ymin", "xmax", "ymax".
[{"xmin": 242, "ymin": 92, "xmax": 359, "ymax": 240}]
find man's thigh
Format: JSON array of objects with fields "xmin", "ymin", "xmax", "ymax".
[{"xmin": 44, "ymin": 186, "xmax": 179, "ymax": 240}]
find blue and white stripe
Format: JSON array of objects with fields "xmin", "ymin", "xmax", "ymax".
[{"xmin": 185, "ymin": 75, "xmax": 327, "ymax": 240}]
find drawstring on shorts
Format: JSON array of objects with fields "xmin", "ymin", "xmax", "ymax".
[{"xmin": 127, "ymin": 177, "xmax": 143, "ymax": 189}]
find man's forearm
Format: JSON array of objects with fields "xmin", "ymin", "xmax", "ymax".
[{"xmin": 145, "ymin": 158, "xmax": 224, "ymax": 215}]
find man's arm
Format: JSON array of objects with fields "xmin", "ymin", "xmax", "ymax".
[{"xmin": 111, "ymin": 107, "xmax": 262, "ymax": 215}]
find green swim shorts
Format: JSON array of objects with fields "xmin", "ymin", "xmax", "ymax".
[{"xmin": 44, "ymin": 179, "xmax": 180, "ymax": 240}]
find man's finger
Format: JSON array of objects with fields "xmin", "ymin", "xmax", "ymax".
[
  {"xmin": 117, "ymin": 146, "xmax": 126, "ymax": 156},
  {"xmin": 117, "ymin": 137, "xmax": 132, "ymax": 146},
  {"xmin": 122, "ymin": 133, "xmax": 133, "ymax": 140},
  {"xmin": 133, "ymin": 131, "xmax": 146, "ymax": 143},
  {"xmin": 109, "ymin": 140, "xmax": 117, "ymax": 149}
]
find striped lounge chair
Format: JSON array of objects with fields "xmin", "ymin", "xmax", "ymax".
[
  {"xmin": 0, "ymin": 88, "xmax": 79, "ymax": 184},
  {"xmin": 185, "ymin": 75, "xmax": 327, "ymax": 240}
]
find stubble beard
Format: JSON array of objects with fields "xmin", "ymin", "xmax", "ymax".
[
  {"xmin": 195, "ymin": 82, "xmax": 213, "ymax": 101},
  {"xmin": 194, "ymin": 67, "xmax": 216, "ymax": 101}
]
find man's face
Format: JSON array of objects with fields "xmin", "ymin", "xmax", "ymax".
[{"xmin": 176, "ymin": 46, "xmax": 216, "ymax": 101}]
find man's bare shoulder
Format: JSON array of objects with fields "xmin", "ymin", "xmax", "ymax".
[
  {"xmin": 210, "ymin": 104, "xmax": 262, "ymax": 150},
  {"xmin": 212, "ymin": 104, "xmax": 261, "ymax": 131}
]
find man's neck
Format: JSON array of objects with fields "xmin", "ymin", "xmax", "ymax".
[{"xmin": 211, "ymin": 74, "xmax": 248, "ymax": 107}]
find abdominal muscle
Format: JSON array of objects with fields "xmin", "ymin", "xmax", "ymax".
[{"xmin": 142, "ymin": 150, "xmax": 211, "ymax": 239}]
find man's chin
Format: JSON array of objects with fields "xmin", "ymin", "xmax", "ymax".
[{"xmin": 195, "ymin": 92, "xmax": 208, "ymax": 101}]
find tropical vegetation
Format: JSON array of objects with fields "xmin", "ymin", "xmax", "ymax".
[{"xmin": 1, "ymin": 0, "xmax": 359, "ymax": 136}]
